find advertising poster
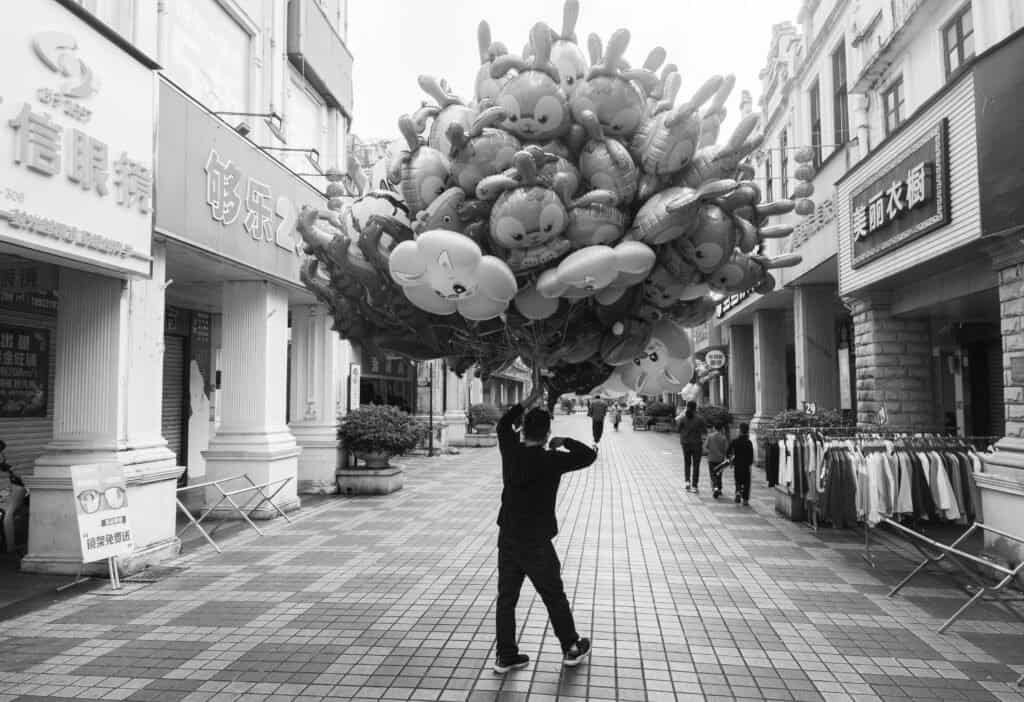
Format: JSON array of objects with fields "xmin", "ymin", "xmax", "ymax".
[
  {"xmin": 0, "ymin": 325, "xmax": 49, "ymax": 417},
  {"xmin": 70, "ymin": 463, "xmax": 133, "ymax": 563}
]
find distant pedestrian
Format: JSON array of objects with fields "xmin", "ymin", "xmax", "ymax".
[
  {"xmin": 729, "ymin": 422, "xmax": 754, "ymax": 505},
  {"xmin": 705, "ymin": 424, "xmax": 730, "ymax": 499},
  {"xmin": 494, "ymin": 385, "xmax": 596, "ymax": 674},
  {"xmin": 675, "ymin": 401, "xmax": 706, "ymax": 492},
  {"xmin": 610, "ymin": 403, "xmax": 622, "ymax": 431},
  {"xmin": 588, "ymin": 396, "xmax": 608, "ymax": 444}
]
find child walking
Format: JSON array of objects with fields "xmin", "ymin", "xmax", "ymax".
[
  {"xmin": 729, "ymin": 422, "xmax": 754, "ymax": 505},
  {"xmin": 704, "ymin": 424, "xmax": 729, "ymax": 499}
]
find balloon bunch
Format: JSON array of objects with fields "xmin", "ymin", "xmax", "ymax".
[{"xmin": 297, "ymin": 0, "xmax": 816, "ymax": 398}]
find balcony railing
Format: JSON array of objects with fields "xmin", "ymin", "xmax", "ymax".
[{"xmin": 851, "ymin": 0, "xmax": 928, "ymax": 92}]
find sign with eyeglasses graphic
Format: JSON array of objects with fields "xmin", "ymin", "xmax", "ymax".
[{"xmin": 69, "ymin": 463, "xmax": 133, "ymax": 563}]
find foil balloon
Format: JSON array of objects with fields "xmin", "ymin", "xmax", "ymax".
[
  {"xmin": 388, "ymin": 115, "xmax": 451, "ymax": 218},
  {"xmin": 536, "ymin": 245, "xmax": 619, "ymax": 299},
  {"xmin": 565, "ymin": 190, "xmax": 626, "ymax": 248},
  {"xmin": 514, "ymin": 281, "xmax": 560, "ymax": 320},
  {"xmin": 577, "ymin": 109, "xmax": 638, "ymax": 204},
  {"xmin": 491, "ymin": 23, "xmax": 571, "ymax": 142},
  {"xmin": 388, "ymin": 229, "xmax": 517, "ymax": 320},
  {"xmin": 618, "ymin": 319, "xmax": 694, "ymax": 393},
  {"xmin": 414, "ymin": 75, "xmax": 476, "ymax": 155},
  {"xmin": 447, "ymin": 106, "xmax": 521, "ymax": 193},
  {"xmin": 475, "ymin": 21, "xmax": 512, "ymax": 105}
]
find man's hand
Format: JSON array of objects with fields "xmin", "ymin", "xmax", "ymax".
[{"xmin": 549, "ymin": 437, "xmax": 566, "ymax": 450}]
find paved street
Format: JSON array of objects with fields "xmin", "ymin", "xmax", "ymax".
[{"xmin": 0, "ymin": 414, "xmax": 1022, "ymax": 702}]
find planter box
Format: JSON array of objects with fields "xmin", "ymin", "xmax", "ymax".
[
  {"xmin": 450, "ymin": 433, "xmax": 497, "ymax": 448},
  {"xmin": 336, "ymin": 465, "xmax": 404, "ymax": 496}
]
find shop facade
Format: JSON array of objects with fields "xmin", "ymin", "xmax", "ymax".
[
  {"xmin": 958, "ymin": 29, "xmax": 1024, "ymax": 564},
  {"xmin": 0, "ymin": 1, "xmax": 178, "ymax": 574},
  {"xmin": 155, "ymin": 76, "xmax": 355, "ymax": 504},
  {"xmin": 835, "ymin": 58, "xmax": 998, "ymax": 437}
]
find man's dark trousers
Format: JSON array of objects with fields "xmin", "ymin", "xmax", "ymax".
[
  {"xmin": 592, "ymin": 420, "xmax": 604, "ymax": 443},
  {"xmin": 496, "ymin": 534, "xmax": 578, "ymax": 657}
]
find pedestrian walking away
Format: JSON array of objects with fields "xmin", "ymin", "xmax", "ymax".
[
  {"xmin": 704, "ymin": 424, "xmax": 729, "ymax": 499},
  {"xmin": 729, "ymin": 422, "xmax": 754, "ymax": 505},
  {"xmin": 675, "ymin": 401, "xmax": 706, "ymax": 492},
  {"xmin": 610, "ymin": 403, "xmax": 622, "ymax": 431},
  {"xmin": 494, "ymin": 385, "xmax": 597, "ymax": 674},
  {"xmin": 588, "ymin": 396, "xmax": 608, "ymax": 444}
]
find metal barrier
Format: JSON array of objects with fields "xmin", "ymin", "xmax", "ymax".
[
  {"xmin": 175, "ymin": 475, "xmax": 293, "ymax": 553},
  {"xmin": 880, "ymin": 518, "xmax": 1024, "ymax": 635}
]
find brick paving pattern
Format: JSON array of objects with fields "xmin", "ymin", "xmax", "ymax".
[{"xmin": 0, "ymin": 414, "xmax": 1021, "ymax": 701}]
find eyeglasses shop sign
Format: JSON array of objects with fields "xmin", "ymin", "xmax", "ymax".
[
  {"xmin": 0, "ymin": 2, "xmax": 154, "ymax": 277},
  {"xmin": 850, "ymin": 118, "xmax": 950, "ymax": 269}
]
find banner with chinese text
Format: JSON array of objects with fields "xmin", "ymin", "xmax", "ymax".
[
  {"xmin": 850, "ymin": 119, "xmax": 950, "ymax": 268},
  {"xmin": 70, "ymin": 463, "xmax": 133, "ymax": 563},
  {"xmin": 0, "ymin": 325, "xmax": 48, "ymax": 417}
]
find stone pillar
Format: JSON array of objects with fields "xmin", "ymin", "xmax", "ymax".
[
  {"xmin": 845, "ymin": 291, "xmax": 936, "ymax": 429},
  {"xmin": 708, "ymin": 324, "xmax": 724, "ymax": 405},
  {"xmin": 975, "ymin": 237, "xmax": 1024, "ymax": 566},
  {"xmin": 23, "ymin": 246, "xmax": 180, "ymax": 576},
  {"xmin": 444, "ymin": 364, "xmax": 469, "ymax": 445},
  {"xmin": 752, "ymin": 310, "xmax": 788, "ymax": 428},
  {"xmin": 727, "ymin": 325, "xmax": 755, "ymax": 422},
  {"xmin": 414, "ymin": 359, "xmax": 445, "ymax": 453},
  {"xmin": 794, "ymin": 285, "xmax": 840, "ymax": 409},
  {"xmin": 289, "ymin": 304, "xmax": 348, "ymax": 494},
  {"xmin": 202, "ymin": 281, "xmax": 300, "ymax": 517}
]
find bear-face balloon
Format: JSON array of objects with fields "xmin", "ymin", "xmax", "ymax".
[
  {"xmin": 492, "ymin": 24, "xmax": 571, "ymax": 142},
  {"xmin": 618, "ymin": 319, "xmax": 694, "ymax": 393},
  {"xmin": 388, "ymin": 229, "xmax": 518, "ymax": 321}
]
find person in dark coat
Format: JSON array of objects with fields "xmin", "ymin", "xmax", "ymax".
[
  {"xmin": 587, "ymin": 396, "xmax": 608, "ymax": 444},
  {"xmin": 729, "ymin": 423, "xmax": 755, "ymax": 505},
  {"xmin": 675, "ymin": 401, "xmax": 706, "ymax": 492},
  {"xmin": 494, "ymin": 385, "xmax": 596, "ymax": 674}
]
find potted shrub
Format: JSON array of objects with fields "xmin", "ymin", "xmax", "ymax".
[
  {"xmin": 697, "ymin": 404, "xmax": 734, "ymax": 430},
  {"xmin": 468, "ymin": 403, "xmax": 502, "ymax": 434},
  {"xmin": 338, "ymin": 404, "xmax": 427, "ymax": 468}
]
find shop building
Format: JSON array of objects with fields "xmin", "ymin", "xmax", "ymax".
[
  {"xmin": 152, "ymin": 0, "xmax": 356, "ymax": 503},
  {"xmin": 0, "ymin": 0, "xmax": 174, "ymax": 574},
  {"xmin": 716, "ymin": 2, "xmax": 857, "ymax": 436},
  {"xmin": 836, "ymin": 0, "xmax": 1022, "ymax": 438}
]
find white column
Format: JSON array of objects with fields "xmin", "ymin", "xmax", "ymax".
[
  {"xmin": 24, "ymin": 244, "xmax": 180, "ymax": 575},
  {"xmin": 202, "ymin": 281, "xmax": 300, "ymax": 517},
  {"xmin": 753, "ymin": 309, "xmax": 788, "ymax": 428},
  {"xmin": 289, "ymin": 304, "xmax": 347, "ymax": 494},
  {"xmin": 444, "ymin": 364, "xmax": 469, "ymax": 445},
  {"xmin": 794, "ymin": 285, "xmax": 840, "ymax": 410}
]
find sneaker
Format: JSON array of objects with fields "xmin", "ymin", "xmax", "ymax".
[
  {"xmin": 563, "ymin": 638, "xmax": 591, "ymax": 667},
  {"xmin": 743, "ymin": 499, "xmax": 750, "ymax": 506},
  {"xmin": 684, "ymin": 481, "xmax": 691, "ymax": 491},
  {"xmin": 713, "ymin": 489, "xmax": 721, "ymax": 499},
  {"xmin": 493, "ymin": 653, "xmax": 529, "ymax": 674},
  {"xmin": 734, "ymin": 494, "xmax": 741, "ymax": 504},
  {"xmin": 692, "ymin": 485, "xmax": 699, "ymax": 494}
]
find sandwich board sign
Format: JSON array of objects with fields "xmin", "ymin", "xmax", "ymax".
[{"xmin": 70, "ymin": 463, "xmax": 133, "ymax": 563}]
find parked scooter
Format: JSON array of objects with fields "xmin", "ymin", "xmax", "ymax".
[{"xmin": 0, "ymin": 440, "xmax": 30, "ymax": 555}]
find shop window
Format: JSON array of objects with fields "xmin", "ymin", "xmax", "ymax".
[
  {"xmin": 778, "ymin": 128, "xmax": 789, "ymax": 199},
  {"xmin": 165, "ymin": 0, "xmax": 253, "ymax": 114},
  {"xmin": 882, "ymin": 76, "xmax": 905, "ymax": 137},
  {"xmin": 285, "ymin": 70, "xmax": 327, "ymax": 176},
  {"xmin": 831, "ymin": 40, "xmax": 849, "ymax": 147},
  {"xmin": 943, "ymin": 4, "xmax": 975, "ymax": 79},
  {"xmin": 808, "ymin": 79, "xmax": 822, "ymax": 169}
]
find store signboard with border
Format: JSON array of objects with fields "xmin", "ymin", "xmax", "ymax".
[{"xmin": 850, "ymin": 119, "xmax": 950, "ymax": 268}]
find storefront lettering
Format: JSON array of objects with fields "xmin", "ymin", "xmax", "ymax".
[
  {"xmin": 203, "ymin": 147, "xmax": 302, "ymax": 255},
  {"xmin": 716, "ymin": 288, "xmax": 755, "ymax": 318},
  {"xmin": 0, "ymin": 208, "xmax": 132, "ymax": 257},
  {"xmin": 5, "ymin": 101, "xmax": 151, "ymax": 212},
  {"xmin": 854, "ymin": 161, "xmax": 935, "ymax": 240}
]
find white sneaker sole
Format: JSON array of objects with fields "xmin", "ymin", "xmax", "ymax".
[
  {"xmin": 492, "ymin": 661, "xmax": 529, "ymax": 674},
  {"xmin": 563, "ymin": 649, "xmax": 591, "ymax": 667}
]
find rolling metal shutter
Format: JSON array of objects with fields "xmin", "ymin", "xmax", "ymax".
[
  {"xmin": 161, "ymin": 334, "xmax": 186, "ymax": 469},
  {"xmin": 0, "ymin": 311, "xmax": 56, "ymax": 475},
  {"xmin": 988, "ymin": 340, "xmax": 1005, "ymax": 438}
]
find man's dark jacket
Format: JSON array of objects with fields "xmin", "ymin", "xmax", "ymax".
[{"xmin": 497, "ymin": 403, "xmax": 597, "ymax": 542}]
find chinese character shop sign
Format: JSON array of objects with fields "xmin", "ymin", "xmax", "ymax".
[
  {"xmin": 850, "ymin": 119, "xmax": 950, "ymax": 268},
  {"xmin": 0, "ymin": 325, "xmax": 49, "ymax": 417},
  {"xmin": 155, "ymin": 79, "xmax": 325, "ymax": 287},
  {"xmin": 0, "ymin": 3, "xmax": 154, "ymax": 277}
]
